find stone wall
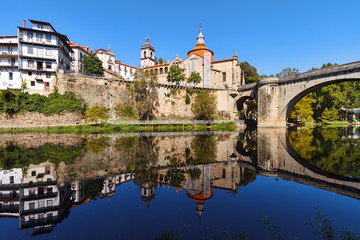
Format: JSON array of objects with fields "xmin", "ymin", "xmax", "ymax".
[
  {"xmin": 0, "ymin": 112, "xmax": 84, "ymax": 128},
  {"xmin": 56, "ymin": 73, "xmax": 236, "ymax": 119}
]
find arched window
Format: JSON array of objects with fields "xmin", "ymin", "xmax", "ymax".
[
  {"xmin": 150, "ymin": 69, "xmax": 153, "ymax": 74},
  {"xmin": 150, "ymin": 52, "xmax": 153, "ymax": 58},
  {"xmin": 160, "ymin": 68, "xmax": 163, "ymax": 74},
  {"xmin": 165, "ymin": 67, "xmax": 168, "ymax": 74},
  {"xmin": 155, "ymin": 69, "xmax": 158, "ymax": 74},
  {"xmin": 144, "ymin": 51, "xmax": 147, "ymax": 58}
]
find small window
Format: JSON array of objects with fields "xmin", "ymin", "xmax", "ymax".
[
  {"xmin": 36, "ymin": 33, "xmax": 43, "ymax": 42},
  {"xmin": 44, "ymin": 82, "xmax": 50, "ymax": 90},
  {"xmin": 9, "ymin": 176, "xmax": 14, "ymax": 184},
  {"xmin": 28, "ymin": 71, "xmax": 32, "ymax": 76},
  {"xmin": 46, "ymin": 49, "xmax": 51, "ymax": 56},
  {"xmin": 46, "ymin": 35, "xmax": 51, "ymax": 42},
  {"xmin": 37, "ymin": 24, "xmax": 43, "ymax": 29},
  {"xmin": 108, "ymin": 65, "xmax": 112, "ymax": 70},
  {"xmin": 47, "ymin": 200, "xmax": 53, "ymax": 207},
  {"xmin": 46, "ymin": 62, "xmax": 51, "ymax": 69},
  {"xmin": 28, "ymin": 60, "xmax": 34, "ymax": 67},
  {"xmin": 46, "ymin": 73, "xmax": 51, "ymax": 78},
  {"xmin": 223, "ymin": 72, "xmax": 226, "ymax": 82},
  {"xmin": 31, "ymin": 171, "xmax": 36, "ymax": 176},
  {"xmin": 28, "ymin": 46, "xmax": 33, "ymax": 54},
  {"xmin": 45, "ymin": 166, "xmax": 50, "ymax": 174},
  {"xmin": 9, "ymin": 73, "xmax": 13, "ymax": 80},
  {"xmin": 31, "ymin": 81, "xmax": 35, "ymax": 86},
  {"xmin": 29, "ymin": 202, "xmax": 35, "ymax": 210},
  {"xmin": 28, "ymin": 32, "xmax": 33, "ymax": 40}
]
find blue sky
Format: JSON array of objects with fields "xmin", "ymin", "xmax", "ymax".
[{"xmin": 1, "ymin": 0, "xmax": 360, "ymax": 75}]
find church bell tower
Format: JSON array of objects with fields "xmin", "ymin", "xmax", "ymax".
[{"xmin": 140, "ymin": 35, "xmax": 155, "ymax": 68}]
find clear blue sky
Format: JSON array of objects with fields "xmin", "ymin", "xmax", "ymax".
[{"xmin": 1, "ymin": 0, "xmax": 360, "ymax": 75}]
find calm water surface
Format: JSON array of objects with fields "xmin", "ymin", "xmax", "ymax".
[{"xmin": 0, "ymin": 127, "xmax": 359, "ymax": 239}]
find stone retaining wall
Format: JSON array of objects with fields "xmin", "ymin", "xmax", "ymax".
[{"xmin": 0, "ymin": 112, "xmax": 84, "ymax": 128}]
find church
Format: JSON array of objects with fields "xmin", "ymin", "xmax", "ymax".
[{"xmin": 141, "ymin": 27, "xmax": 243, "ymax": 89}]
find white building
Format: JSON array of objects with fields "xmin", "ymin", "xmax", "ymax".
[
  {"xmin": 69, "ymin": 42, "xmax": 92, "ymax": 74},
  {"xmin": 95, "ymin": 46, "xmax": 139, "ymax": 80},
  {"xmin": 0, "ymin": 36, "xmax": 21, "ymax": 90},
  {"xmin": 0, "ymin": 168, "xmax": 23, "ymax": 219},
  {"xmin": 0, "ymin": 19, "xmax": 73, "ymax": 94}
]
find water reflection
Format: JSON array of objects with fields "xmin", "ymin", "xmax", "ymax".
[
  {"xmin": 289, "ymin": 127, "xmax": 360, "ymax": 178},
  {"xmin": 0, "ymin": 129, "xmax": 359, "ymax": 238}
]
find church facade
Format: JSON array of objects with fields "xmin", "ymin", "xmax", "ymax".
[{"xmin": 141, "ymin": 27, "xmax": 243, "ymax": 89}]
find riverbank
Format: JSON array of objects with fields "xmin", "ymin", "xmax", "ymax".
[
  {"xmin": 0, "ymin": 121, "xmax": 237, "ymax": 134},
  {"xmin": 303, "ymin": 120, "xmax": 351, "ymax": 127}
]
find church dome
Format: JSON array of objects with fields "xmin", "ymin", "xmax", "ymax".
[{"xmin": 187, "ymin": 27, "xmax": 214, "ymax": 61}]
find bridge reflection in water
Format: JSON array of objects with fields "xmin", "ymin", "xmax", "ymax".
[{"xmin": 0, "ymin": 129, "xmax": 358, "ymax": 236}]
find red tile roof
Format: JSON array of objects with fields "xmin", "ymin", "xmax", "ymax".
[
  {"xmin": 143, "ymin": 62, "xmax": 170, "ymax": 69},
  {"xmin": 115, "ymin": 60, "xmax": 140, "ymax": 69}
]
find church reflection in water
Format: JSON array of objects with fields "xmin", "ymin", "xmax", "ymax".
[{"xmin": 0, "ymin": 127, "xmax": 359, "ymax": 237}]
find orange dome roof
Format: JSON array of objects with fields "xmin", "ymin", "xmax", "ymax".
[
  {"xmin": 187, "ymin": 188, "xmax": 213, "ymax": 204},
  {"xmin": 187, "ymin": 44, "xmax": 214, "ymax": 62}
]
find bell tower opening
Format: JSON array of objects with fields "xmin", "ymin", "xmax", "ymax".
[{"xmin": 140, "ymin": 35, "xmax": 155, "ymax": 68}]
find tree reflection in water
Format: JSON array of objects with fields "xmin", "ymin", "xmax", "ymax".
[{"xmin": 289, "ymin": 127, "xmax": 360, "ymax": 178}]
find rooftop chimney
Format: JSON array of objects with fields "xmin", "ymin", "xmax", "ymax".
[{"xmin": 23, "ymin": 20, "xmax": 26, "ymax": 28}]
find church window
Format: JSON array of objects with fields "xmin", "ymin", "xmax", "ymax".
[
  {"xmin": 144, "ymin": 51, "xmax": 147, "ymax": 58},
  {"xmin": 165, "ymin": 67, "xmax": 168, "ymax": 74},
  {"xmin": 160, "ymin": 68, "xmax": 163, "ymax": 74},
  {"xmin": 150, "ymin": 52, "xmax": 153, "ymax": 58},
  {"xmin": 223, "ymin": 72, "xmax": 226, "ymax": 82},
  {"xmin": 190, "ymin": 59, "xmax": 196, "ymax": 72}
]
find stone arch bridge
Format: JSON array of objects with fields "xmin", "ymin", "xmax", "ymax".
[{"xmin": 233, "ymin": 61, "xmax": 360, "ymax": 127}]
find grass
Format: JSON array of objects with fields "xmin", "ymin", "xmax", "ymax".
[{"xmin": 0, "ymin": 122, "xmax": 237, "ymax": 135}]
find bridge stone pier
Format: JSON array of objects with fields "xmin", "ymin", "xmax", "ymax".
[{"xmin": 236, "ymin": 61, "xmax": 360, "ymax": 127}]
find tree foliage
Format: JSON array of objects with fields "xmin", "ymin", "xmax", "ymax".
[
  {"xmin": 0, "ymin": 90, "xmax": 85, "ymax": 117},
  {"xmin": 276, "ymin": 67, "xmax": 299, "ymax": 78},
  {"xmin": 84, "ymin": 104, "xmax": 109, "ymax": 123},
  {"xmin": 167, "ymin": 65, "xmax": 185, "ymax": 83},
  {"xmin": 154, "ymin": 57, "xmax": 166, "ymax": 65},
  {"xmin": 132, "ymin": 70, "xmax": 158, "ymax": 120},
  {"xmin": 187, "ymin": 72, "xmax": 202, "ymax": 84},
  {"xmin": 240, "ymin": 61, "xmax": 260, "ymax": 84},
  {"xmin": 288, "ymin": 95, "xmax": 316, "ymax": 123},
  {"xmin": 81, "ymin": 53, "xmax": 104, "ymax": 76},
  {"xmin": 115, "ymin": 104, "xmax": 136, "ymax": 119},
  {"xmin": 191, "ymin": 90, "xmax": 217, "ymax": 120}
]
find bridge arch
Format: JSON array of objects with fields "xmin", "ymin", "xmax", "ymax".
[{"xmin": 280, "ymin": 77, "xmax": 360, "ymax": 122}]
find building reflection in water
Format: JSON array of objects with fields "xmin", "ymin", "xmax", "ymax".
[{"xmin": 1, "ymin": 128, "xmax": 359, "ymax": 237}]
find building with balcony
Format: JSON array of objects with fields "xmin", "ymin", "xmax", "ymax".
[
  {"xmin": 0, "ymin": 20, "xmax": 73, "ymax": 94},
  {"xmin": 0, "ymin": 36, "xmax": 20, "ymax": 89}
]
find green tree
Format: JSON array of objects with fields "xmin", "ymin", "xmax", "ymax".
[
  {"xmin": 276, "ymin": 67, "xmax": 299, "ymax": 77},
  {"xmin": 186, "ymin": 72, "xmax": 202, "ymax": 85},
  {"xmin": 191, "ymin": 90, "xmax": 217, "ymax": 120},
  {"xmin": 84, "ymin": 104, "xmax": 109, "ymax": 123},
  {"xmin": 288, "ymin": 95, "xmax": 316, "ymax": 123},
  {"xmin": 154, "ymin": 57, "xmax": 166, "ymax": 65},
  {"xmin": 132, "ymin": 70, "xmax": 158, "ymax": 120},
  {"xmin": 81, "ymin": 53, "xmax": 104, "ymax": 76},
  {"xmin": 321, "ymin": 108, "xmax": 339, "ymax": 121},
  {"xmin": 115, "ymin": 104, "xmax": 136, "ymax": 119},
  {"xmin": 240, "ymin": 61, "xmax": 260, "ymax": 84},
  {"xmin": 167, "ymin": 65, "xmax": 185, "ymax": 84}
]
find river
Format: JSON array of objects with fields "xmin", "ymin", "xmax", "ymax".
[{"xmin": 0, "ymin": 127, "xmax": 359, "ymax": 239}]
